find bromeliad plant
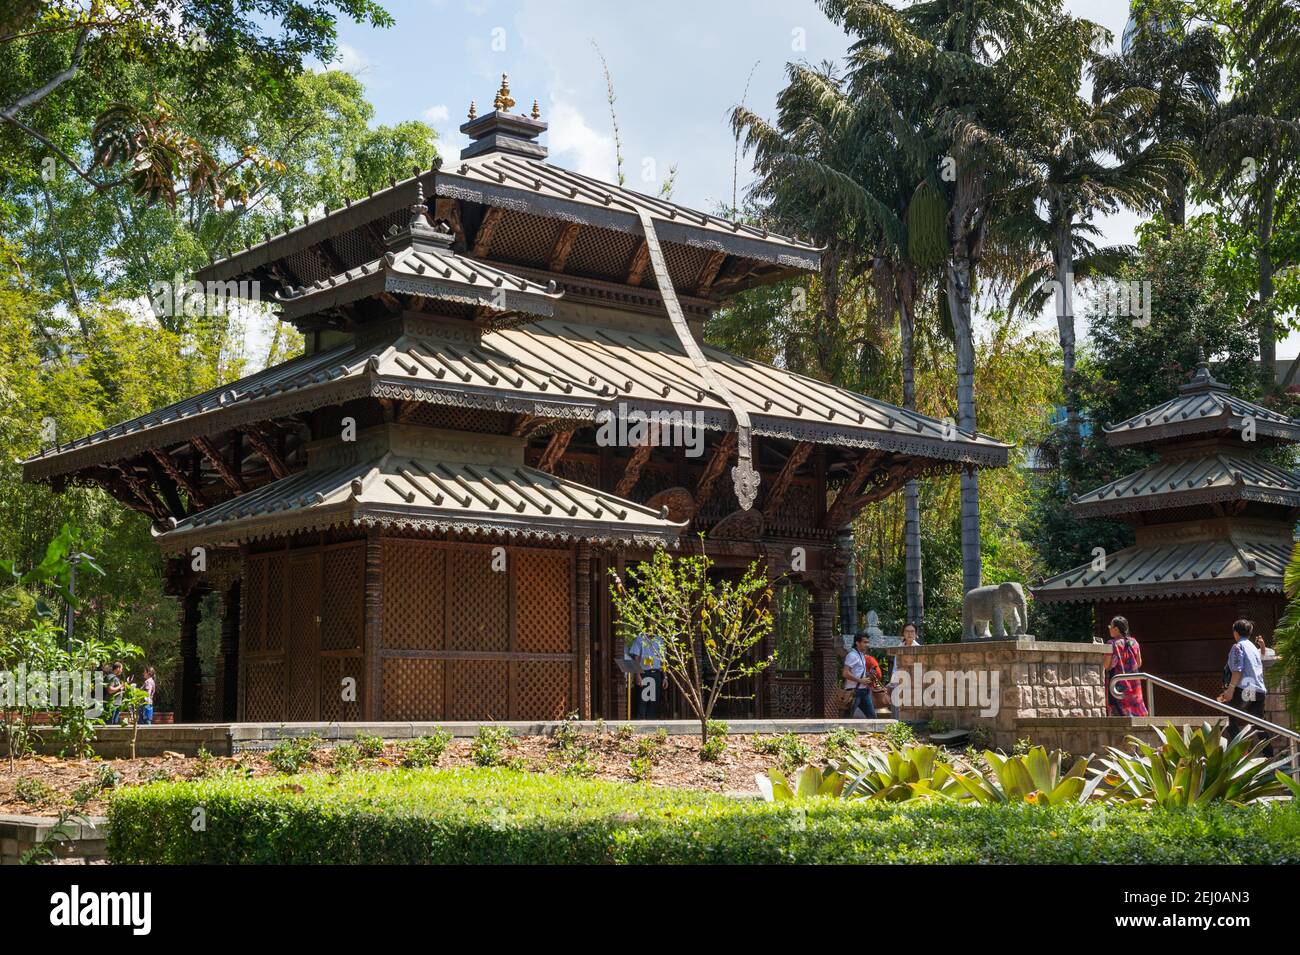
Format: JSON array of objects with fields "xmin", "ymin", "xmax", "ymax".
[
  {"xmin": 756, "ymin": 765, "xmax": 846, "ymax": 802},
  {"xmin": 837, "ymin": 744, "xmax": 964, "ymax": 802},
  {"xmin": 949, "ymin": 747, "xmax": 1100, "ymax": 806},
  {"xmin": 1094, "ymin": 722, "xmax": 1293, "ymax": 807}
]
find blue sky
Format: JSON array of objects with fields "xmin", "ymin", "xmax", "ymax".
[{"xmin": 318, "ymin": 0, "xmax": 1294, "ymax": 357}]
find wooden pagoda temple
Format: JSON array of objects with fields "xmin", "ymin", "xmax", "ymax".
[
  {"xmin": 24, "ymin": 78, "xmax": 1008, "ymax": 724},
  {"xmin": 1034, "ymin": 361, "xmax": 1300, "ymax": 713}
]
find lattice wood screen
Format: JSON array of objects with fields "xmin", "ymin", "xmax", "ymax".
[
  {"xmin": 381, "ymin": 657, "xmax": 445, "ymax": 720},
  {"xmin": 449, "ymin": 659, "xmax": 510, "ymax": 720},
  {"xmin": 320, "ymin": 655, "xmax": 363, "ymax": 722},
  {"xmin": 516, "ymin": 549, "xmax": 571, "ymax": 654},
  {"xmin": 243, "ymin": 558, "xmax": 265, "ymax": 654},
  {"xmin": 515, "ymin": 660, "xmax": 570, "ymax": 720},
  {"xmin": 265, "ymin": 556, "xmax": 286, "ymax": 652},
  {"xmin": 286, "ymin": 553, "xmax": 320, "ymax": 721},
  {"xmin": 321, "ymin": 544, "xmax": 364, "ymax": 652},
  {"xmin": 244, "ymin": 659, "xmax": 286, "ymax": 721},
  {"xmin": 376, "ymin": 540, "xmax": 576, "ymax": 721},
  {"xmin": 449, "ymin": 547, "xmax": 509, "ymax": 652},
  {"xmin": 382, "ymin": 539, "xmax": 445, "ymax": 651}
]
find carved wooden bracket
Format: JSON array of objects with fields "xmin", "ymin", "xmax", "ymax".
[
  {"xmin": 191, "ymin": 435, "xmax": 246, "ymax": 494},
  {"xmin": 149, "ymin": 448, "xmax": 207, "ymax": 509},
  {"xmin": 762, "ymin": 440, "xmax": 813, "ymax": 516},
  {"xmin": 472, "ymin": 206, "xmax": 506, "ymax": 258},
  {"xmin": 243, "ymin": 429, "xmax": 289, "ymax": 480},
  {"xmin": 695, "ymin": 431, "xmax": 736, "ymax": 508},
  {"xmin": 548, "ymin": 222, "xmax": 582, "ymax": 273},
  {"xmin": 537, "ymin": 429, "xmax": 574, "ymax": 473}
]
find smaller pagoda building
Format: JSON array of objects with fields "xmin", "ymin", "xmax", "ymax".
[{"xmin": 1034, "ymin": 362, "xmax": 1300, "ymax": 713}]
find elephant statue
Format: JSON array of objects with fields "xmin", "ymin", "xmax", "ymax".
[{"xmin": 961, "ymin": 582, "xmax": 1029, "ymax": 641}]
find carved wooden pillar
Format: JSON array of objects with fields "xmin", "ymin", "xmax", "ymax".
[
  {"xmin": 612, "ymin": 552, "xmax": 628, "ymax": 720},
  {"xmin": 363, "ymin": 529, "xmax": 384, "ymax": 720},
  {"xmin": 215, "ymin": 580, "xmax": 241, "ymax": 721},
  {"xmin": 178, "ymin": 588, "xmax": 204, "ymax": 723},
  {"xmin": 809, "ymin": 587, "xmax": 839, "ymax": 718},
  {"xmin": 575, "ymin": 542, "xmax": 592, "ymax": 719}
]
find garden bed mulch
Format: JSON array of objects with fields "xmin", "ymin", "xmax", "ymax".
[{"xmin": 0, "ymin": 727, "xmax": 902, "ymax": 816}]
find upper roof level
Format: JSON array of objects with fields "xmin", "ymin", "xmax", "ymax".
[
  {"xmin": 193, "ymin": 76, "xmax": 820, "ymax": 335},
  {"xmin": 1103, "ymin": 362, "xmax": 1300, "ymax": 448}
]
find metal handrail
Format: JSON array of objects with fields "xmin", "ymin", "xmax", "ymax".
[{"xmin": 1109, "ymin": 671, "xmax": 1300, "ymax": 744}]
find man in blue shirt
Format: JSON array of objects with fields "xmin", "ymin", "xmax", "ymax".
[
  {"xmin": 1217, "ymin": 619, "xmax": 1271, "ymax": 754},
  {"xmin": 628, "ymin": 633, "xmax": 665, "ymax": 719}
]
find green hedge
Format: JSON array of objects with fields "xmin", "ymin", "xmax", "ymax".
[{"xmin": 107, "ymin": 767, "xmax": 1300, "ymax": 864}]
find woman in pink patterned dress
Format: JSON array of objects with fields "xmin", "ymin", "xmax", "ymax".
[{"xmin": 1105, "ymin": 616, "xmax": 1148, "ymax": 717}]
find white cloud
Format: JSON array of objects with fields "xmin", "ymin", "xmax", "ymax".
[
  {"xmin": 424, "ymin": 104, "xmax": 451, "ymax": 123},
  {"xmin": 333, "ymin": 42, "xmax": 373, "ymax": 76},
  {"xmin": 546, "ymin": 100, "xmax": 616, "ymax": 182}
]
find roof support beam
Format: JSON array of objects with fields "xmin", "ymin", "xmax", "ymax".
[
  {"xmin": 143, "ymin": 453, "xmax": 189, "ymax": 518},
  {"xmin": 472, "ymin": 206, "xmax": 506, "ymax": 258},
  {"xmin": 833, "ymin": 459, "xmax": 931, "ymax": 526},
  {"xmin": 150, "ymin": 448, "xmax": 207, "ymax": 509},
  {"xmin": 537, "ymin": 430, "xmax": 574, "ymax": 473},
  {"xmin": 822, "ymin": 450, "xmax": 890, "ymax": 529},
  {"xmin": 243, "ymin": 428, "xmax": 290, "ymax": 480},
  {"xmin": 111, "ymin": 464, "xmax": 168, "ymax": 520},
  {"xmin": 695, "ymin": 431, "xmax": 736, "ymax": 508},
  {"xmin": 192, "ymin": 436, "xmax": 246, "ymax": 494},
  {"xmin": 548, "ymin": 222, "xmax": 582, "ymax": 273},
  {"xmin": 625, "ymin": 239, "xmax": 650, "ymax": 287},
  {"xmin": 763, "ymin": 440, "xmax": 813, "ymax": 515},
  {"xmin": 694, "ymin": 250, "xmax": 727, "ymax": 297},
  {"xmin": 615, "ymin": 441, "xmax": 655, "ymax": 498}
]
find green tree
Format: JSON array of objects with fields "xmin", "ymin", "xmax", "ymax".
[{"xmin": 609, "ymin": 545, "xmax": 775, "ymax": 742}]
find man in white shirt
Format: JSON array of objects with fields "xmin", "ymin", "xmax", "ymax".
[{"xmin": 841, "ymin": 633, "xmax": 880, "ymax": 718}]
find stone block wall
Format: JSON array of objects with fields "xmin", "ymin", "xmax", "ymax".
[{"xmin": 893, "ymin": 639, "xmax": 1131, "ymax": 751}]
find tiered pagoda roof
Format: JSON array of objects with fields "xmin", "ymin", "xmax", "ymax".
[
  {"xmin": 24, "ymin": 76, "xmax": 1009, "ymax": 547},
  {"xmin": 1035, "ymin": 362, "xmax": 1300, "ymax": 603}
]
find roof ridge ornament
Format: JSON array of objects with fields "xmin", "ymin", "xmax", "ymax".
[
  {"xmin": 493, "ymin": 73, "xmax": 515, "ymax": 112},
  {"xmin": 460, "ymin": 73, "xmax": 547, "ymax": 160},
  {"xmin": 1178, "ymin": 356, "xmax": 1230, "ymax": 395}
]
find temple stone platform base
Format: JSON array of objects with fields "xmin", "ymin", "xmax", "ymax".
[{"xmin": 892, "ymin": 638, "xmax": 1223, "ymax": 754}]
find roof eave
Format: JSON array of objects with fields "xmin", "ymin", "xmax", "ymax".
[{"xmin": 434, "ymin": 173, "xmax": 821, "ymax": 271}]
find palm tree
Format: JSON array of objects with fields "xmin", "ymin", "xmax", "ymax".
[
  {"xmin": 733, "ymin": 62, "xmax": 934, "ymax": 631},
  {"xmin": 1091, "ymin": 4, "xmax": 1222, "ymax": 228},
  {"xmin": 823, "ymin": 0, "xmax": 1094, "ymax": 595},
  {"xmin": 1198, "ymin": 0, "xmax": 1300, "ymax": 389},
  {"xmin": 1008, "ymin": 78, "xmax": 1193, "ymax": 451}
]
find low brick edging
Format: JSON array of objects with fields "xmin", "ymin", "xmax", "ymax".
[
  {"xmin": 2, "ymin": 725, "xmax": 238, "ymax": 759},
  {"xmin": 3, "ymin": 719, "xmax": 898, "ymax": 758},
  {"xmin": 0, "ymin": 813, "xmax": 107, "ymax": 865}
]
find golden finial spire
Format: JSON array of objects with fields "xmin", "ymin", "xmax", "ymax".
[
  {"xmin": 493, "ymin": 73, "xmax": 515, "ymax": 112},
  {"xmin": 467, "ymin": 100, "xmax": 477, "ymax": 120},
  {"xmin": 531, "ymin": 99, "xmax": 540, "ymax": 120}
]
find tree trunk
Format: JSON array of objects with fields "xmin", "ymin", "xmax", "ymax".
[
  {"xmin": 1053, "ymin": 218, "xmax": 1079, "ymax": 450},
  {"xmin": 1258, "ymin": 177, "xmax": 1276, "ymax": 391},
  {"xmin": 897, "ymin": 272, "xmax": 925, "ymax": 634},
  {"xmin": 946, "ymin": 255, "xmax": 981, "ymax": 595}
]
